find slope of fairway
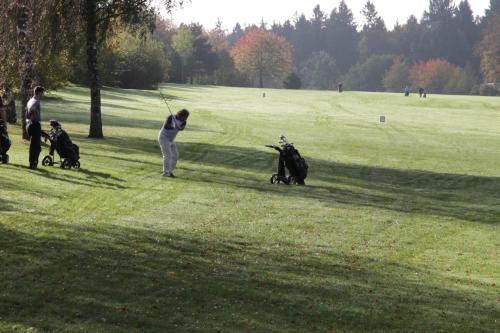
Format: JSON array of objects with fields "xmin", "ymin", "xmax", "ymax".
[{"xmin": 1, "ymin": 84, "xmax": 499, "ymax": 333}]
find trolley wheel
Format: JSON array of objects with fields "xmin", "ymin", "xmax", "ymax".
[
  {"xmin": 287, "ymin": 176, "xmax": 296, "ymax": 185},
  {"xmin": 42, "ymin": 155, "xmax": 53, "ymax": 166},
  {"xmin": 270, "ymin": 174, "xmax": 279, "ymax": 184},
  {"xmin": 73, "ymin": 161, "xmax": 80, "ymax": 169},
  {"xmin": 61, "ymin": 159, "xmax": 71, "ymax": 169},
  {"xmin": 1, "ymin": 154, "xmax": 8, "ymax": 164}
]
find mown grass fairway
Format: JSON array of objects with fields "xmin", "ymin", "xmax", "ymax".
[{"xmin": 1, "ymin": 84, "xmax": 499, "ymax": 332}]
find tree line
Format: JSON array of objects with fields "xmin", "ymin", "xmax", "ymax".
[
  {"xmin": 0, "ymin": 0, "xmax": 498, "ymax": 137},
  {"xmin": 157, "ymin": 0, "xmax": 499, "ymax": 95}
]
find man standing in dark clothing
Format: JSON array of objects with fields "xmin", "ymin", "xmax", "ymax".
[
  {"xmin": 26, "ymin": 86, "xmax": 44, "ymax": 169},
  {"xmin": 405, "ymin": 85, "xmax": 410, "ymax": 96}
]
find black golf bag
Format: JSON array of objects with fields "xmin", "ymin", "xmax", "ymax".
[
  {"xmin": 0, "ymin": 119, "xmax": 11, "ymax": 164},
  {"xmin": 266, "ymin": 135, "xmax": 308, "ymax": 185},
  {"xmin": 42, "ymin": 120, "xmax": 80, "ymax": 169}
]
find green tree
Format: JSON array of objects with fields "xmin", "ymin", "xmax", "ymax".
[
  {"xmin": 454, "ymin": 0, "xmax": 479, "ymax": 67},
  {"xmin": 343, "ymin": 54, "xmax": 394, "ymax": 91},
  {"xmin": 172, "ymin": 24, "xmax": 194, "ymax": 83},
  {"xmin": 208, "ymin": 22, "xmax": 241, "ymax": 86},
  {"xmin": 189, "ymin": 24, "xmax": 219, "ymax": 84},
  {"xmin": 358, "ymin": 1, "xmax": 393, "ymax": 61},
  {"xmin": 483, "ymin": 0, "xmax": 500, "ymax": 25},
  {"xmin": 292, "ymin": 14, "xmax": 314, "ymax": 66},
  {"xmin": 283, "ymin": 72, "xmax": 302, "ymax": 89},
  {"xmin": 421, "ymin": 0, "xmax": 463, "ymax": 65},
  {"xmin": 300, "ymin": 51, "xmax": 337, "ymax": 90},
  {"xmin": 383, "ymin": 57, "xmax": 410, "ymax": 92},
  {"xmin": 325, "ymin": 1, "xmax": 358, "ymax": 74},
  {"xmin": 65, "ymin": 0, "xmax": 183, "ymax": 138},
  {"xmin": 119, "ymin": 31, "xmax": 170, "ymax": 89},
  {"xmin": 361, "ymin": 1, "xmax": 385, "ymax": 31}
]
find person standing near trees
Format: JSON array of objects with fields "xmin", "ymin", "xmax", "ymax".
[
  {"xmin": 158, "ymin": 109, "xmax": 190, "ymax": 178},
  {"xmin": 404, "ymin": 85, "xmax": 410, "ymax": 97},
  {"xmin": 26, "ymin": 86, "xmax": 45, "ymax": 169}
]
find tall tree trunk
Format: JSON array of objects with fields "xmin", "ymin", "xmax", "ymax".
[
  {"xmin": 85, "ymin": 0, "xmax": 103, "ymax": 138},
  {"xmin": 14, "ymin": 2, "xmax": 34, "ymax": 140}
]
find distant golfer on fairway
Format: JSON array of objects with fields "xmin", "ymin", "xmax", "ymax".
[{"xmin": 158, "ymin": 109, "xmax": 189, "ymax": 178}]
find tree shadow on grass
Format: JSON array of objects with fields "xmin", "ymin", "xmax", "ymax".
[
  {"xmin": 43, "ymin": 104, "xmax": 163, "ymax": 130},
  {"xmin": 0, "ymin": 198, "xmax": 16, "ymax": 212},
  {"xmin": 160, "ymin": 83, "xmax": 222, "ymax": 92},
  {"xmin": 84, "ymin": 152, "xmax": 158, "ymax": 167},
  {"xmin": 89, "ymin": 137, "xmax": 500, "ymax": 224},
  {"xmin": 0, "ymin": 223, "xmax": 496, "ymax": 333},
  {"xmin": 44, "ymin": 103, "xmax": 216, "ymax": 133},
  {"xmin": 3, "ymin": 163, "xmax": 127, "ymax": 190},
  {"xmin": 35, "ymin": 170, "xmax": 127, "ymax": 190}
]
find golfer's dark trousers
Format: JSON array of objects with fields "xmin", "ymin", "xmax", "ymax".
[{"xmin": 28, "ymin": 121, "xmax": 42, "ymax": 165}]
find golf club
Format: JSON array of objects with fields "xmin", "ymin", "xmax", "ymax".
[{"xmin": 159, "ymin": 89, "xmax": 174, "ymax": 117}]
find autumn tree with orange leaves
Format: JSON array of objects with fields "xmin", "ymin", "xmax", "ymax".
[
  {"xmin": 231, "ymin": 29, "xmax": 293, "ymax": 88},
  {"xmin": 410, "ymin": 58, "xmax": 474, "ymax": 94}
]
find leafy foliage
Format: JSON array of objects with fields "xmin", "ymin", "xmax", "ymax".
[
  {"xmin": 383, "ymin": 57, "xmax": 410, "ymax": 92},
  {"xmin": 283, "ymin": 72, "xmax": 302, "ymax": 89},
  {"xmin": 477, "ymin": 16, "xmax": 500, "ymax": 83},
  {"xmin": 410, "ymin": 58, "xmax": 474, "ymax": 94},
  {"xmin": 343, "ymin": 55, "xmax": 394, "ymax": 91},
  {"xmin": 172, "ymin": 24, "xmax": 194, "ymax": 83},
  {"xmin": 300, "ymin": 51, "xmax": 337, "ymax": 90}
]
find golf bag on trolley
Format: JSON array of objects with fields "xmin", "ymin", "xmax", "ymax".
[
  {"xmin": 0, "ymin": 119, "xmax": 11, "ymax": 164},
  {"xmin": 42, "ymin": 120, "xmax": 80, "ymax": 169},
  {"xmin": 266, "ymin": 135, "xmax": 308, "ymax": 185}
]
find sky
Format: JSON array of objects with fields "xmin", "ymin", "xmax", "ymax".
[{"xmin": 163, "ymin": 0, "xmax": 490, "ymax": 31}]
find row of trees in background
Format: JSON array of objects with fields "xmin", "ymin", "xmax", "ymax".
[
  {"xmin": 262, "ymin": 0, "xmax": 498, "ymax": 95},
  {"xmin": 0, "ymin": 0, "xmax": 498, "ymax": 136},
  {"xmin": 152, "ymin": 0, "xmax": 499, "ymax": 94}
]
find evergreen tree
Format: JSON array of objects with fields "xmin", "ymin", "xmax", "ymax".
[
  {"xmin": 484, "ymin": 0, "xmax": 500, "ymax": 24},
  {"xmin": 325, "ymin": 1, "xmax": 358, "ymax": 74},
  {"xmin": 228, "ymin": 23, "xmax": 244, "ymax": 46},
  {"xmin": 311, "ymin": 5, "xmax": 326, "ymax": 54},
  {"xmin": 361, "ymin": 1, "xmax": 386, "ymax": 31},
  {"xmin": 189, "ymin": 23, "xmax": 218, "ymax": 83},
  {"xmin": 300, "ymin": 51, "xmax": 337, "ymax": 90},
  {"xmin": 292, "ymin": 14, "xmax": 313, "ymax": 66},
  {"xmin": 393, "ymin": 15, "xmax": 424, "ymax": 63},
  {"xmin": 455, "ymin": 0, "xmax": 479, "ymax": 67},
  {"xmin": 172, "ymin": 24, "xmax": 194, "ymax": 83},
  {"xmin": 359, "ymin": 1, "xmax": 392, "ymax": 60},
  {"xmin": 421, "ymin": 0, "xmax": 462, "ymax": 64}
]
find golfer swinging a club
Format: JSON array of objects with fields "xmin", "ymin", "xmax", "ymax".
[{"xmin": 158, "ymin": 101, "xmax": 189, "ymax": 178}]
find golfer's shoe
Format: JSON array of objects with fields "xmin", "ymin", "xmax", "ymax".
[{"xmin": 162, "ymin": 173, "xmax": 176, "ymax": 178}]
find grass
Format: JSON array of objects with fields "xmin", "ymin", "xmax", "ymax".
[{"xmin": 0, "ymin": 84, "xmax": 499, "ymax": 332}]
